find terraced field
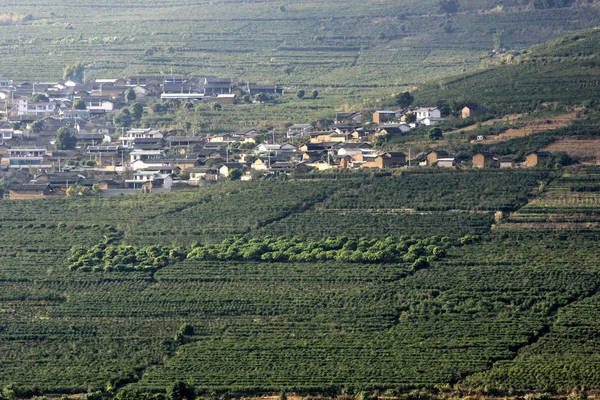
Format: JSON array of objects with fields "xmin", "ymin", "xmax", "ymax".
[
  {"xmin": 500, "ymin": 166, "xmax": 600, "ymax": 230},
  {"xmin": 1, "ymin": 0, "xmax": 599, "ymax": 88},
  {"xmin": 2, "ymin": 170, "xmax": 600, "ymax": 396}
]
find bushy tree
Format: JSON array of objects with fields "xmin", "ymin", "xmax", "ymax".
[
  {"xmin": 438, "ymin": 0, "xmax": 460, "ymax": 13},
  {"xmin": 56, "ymin": 126, "xmax": 77, "ymax": 150},
  {"xmin": 73, "ymin": 99, "xmax": 87, "ymax": 110},
  {"xmin": 254, "ymin": 92, "xmax": 269, "ymax": 103},
  {"xmin": 30, "ymin": 119, "xmax": 44, "ymax": 133},
  {"xmin": 311, "ymin": 90, "xmax": 319, "ymax": 99},
  {"xmin": 168, "ymin": 381, "xmax": 194, "ymax": 400},
  {"xmin": 428, "ymin": 127, "xmax": 443, "ymax": 140},
  {"xmin": 395, "ymin": 91, "xmax": 414, "ymax": 108},
  {"xmin": 124, "ymin": 88, "xmax": 136, "ymax": 104},
  {"xmin": 29, "ymin": 93, "xmax": 49, "ymax": 102},
  {"xmin": 228, "ymin": 168, "xmax": 243, "ymax": 180},
  {"xmin": 130, "ymin": 102, "xmax": 143, "ymax": 120},
  {"xmin": 296, "ymin": 89, "xmax": 305, "ymax": 99},
  {"xmin": 63, "ymin": 62, "xmax": 85, "ymax": 82},
  {"xmin": 113, "ymin": 108, "xmax": 132, "ymax": 127}
]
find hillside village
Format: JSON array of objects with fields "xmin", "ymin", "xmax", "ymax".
[{"xmin": 0, "ymin": 76, "xmax": 556, "ymax": 200}]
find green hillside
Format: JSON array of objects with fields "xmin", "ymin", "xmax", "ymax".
[
  {"xmin": 3, "ymin": 169, "xmax": 600, "ymax": 397},
  {"xmin": 415, "ymin": 28, "xmax": 600, "ymax": 111},
  {"xmin": 0, "ymin": 0, "xmax": 599, "ymax": 87}
]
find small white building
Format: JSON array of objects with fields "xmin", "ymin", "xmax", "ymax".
[
  {"xmin": 287, "ymin": 124, "xmax": 314, "ymax": 138},
  {"xmin": 125, "ymin": 171, "xmax": 173, "ymax": 192},
  {"xmin": 437, "ymin": 158, "xmax": 456, "ymax": 168},
  {"xmin": 129, "ymin": 149, "xmax": 166, "ymax": 163},
  {"xmin": 119, "ymin": 128, "xmax": 164, "ymax": 148},
  {"xmin": 17, "ymin": 98, "xmax": 57, "ymax": 116},
  {"xmin": 414, "ymin": 107, "xmax": 441, "ymax": 121},
  {"xmin": 422, "ymin": 117, "xmax": 447, "ymax": 126}
]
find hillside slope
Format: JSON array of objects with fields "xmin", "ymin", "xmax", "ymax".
[
  {"xmin": 0, "ymin": 1, "xmax": 599, "ymax": 86},
  {"xmin": 415, "ymin": 28, "xmax": 600, "ymax": 111}
]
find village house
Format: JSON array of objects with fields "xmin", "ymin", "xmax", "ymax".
[
  {"xmin": 8, "ymin": 183, "xmax": 54, "ymax": 200},
  {"xmin": 125, "ymin": 171, "xmax": 173, "ymax": 193},
  {"xmin": 373, "ymin": 110, "xmax": 396, "ymax": 125},
  {"xmin": 462, "ymin": 105, "xmax": 485, "ymax": 119},
  {"xmin": 214, "ymin": 94, "xmax": 236, "ymax": 105},
  {"xmin": 74, "ymin": 133, "xmax": 108, "ymax": 146},
  {"xmin": 187, "ymin": 167, "xmax": 218, "ymax": 182},
  {"xmin": 337, "ymin": 143, "xmax": 374, "ymax": 157},
  {"xmin": 82, "ymin": 97, "xmax": 115, "ymax": 112},
  {"xmin": 425, "ymin": 150, "xmax": 451, "ymax": 166},
  {"xmin": 17, "ymin": 98, "xmax": 57, "ymax": 117},
  {"xmin": 437, "ymin": 158, "xmax": 456, "ymax": 168},
  {"xmin": 247, "ymin": 84, "xmax": 284, "ymax": 96},
  {"xmin": 525, "ymin": 151, "xmax": 551, "ymax": 167},
  {"xmin": 119, "ymin": 128, "xmax": 164, "ymax": 148},
  {"xmin": 472, "ymin": 152, "xmax": 495, "ymax": 168},
  {"xmin": 376, "ymin": 124, "xmax": 411, "ymax": 137},
  {"xmin": 421, "ymin": 117, "xmax": 447, "ymax": 126},
  {"xmin": 201, "ymin": 78, "xmax": 233, "ymax": 95},
  {"xmin": 257, "ymin": 143, "xmax": 296, "ymax": 154},
  {"xmin": 166, "ymin": 136, "xmax": 205, "ymax": 150},
  {"xmin": 414, "ymin": 107, "xmax": 441, "ymax": 121},
  {"xmin": 218, "ymin": 162, "xmax": 249, "ymax": 178},
  {"xmin": 129, "ymin": 149, "xmax": 166, "ymax": 163},
  {"xmin": 1, "ymin": 148, "xmax": 51, "ymax": 170},
  {"xmin": 499, "ymin": 157, "xmax": 515, "ymax": 168},
  {"xmin": 334, "ymin": 112, "xmax": 363, "ymax": 125},
  {"xmin": 287, "ymin": 124, "xmax": 314, "ymax": 138},
  {"xmin": 361, "ymin": 152, "xmax": 407, "ymax": 169}
]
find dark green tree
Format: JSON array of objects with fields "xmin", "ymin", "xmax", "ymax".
[
  {"xmin": 178, "ymin": 323, "xmax": 194, "ymax": 336},
  {"xmin": 63, "ymin": 62, "xmax": 85, "ymax": 82},
  {"xmin": 211, "ymin": 102, "xmax": 222, "ymax": 111},
  {"xmin": 73, "ymin": 99, "xmax": 87, "ymax": 110},
  {"xmin": 438, "ymin": 0, "xmax": 460, "ymax": 13},
  {"xmin": 113, "ymin": 108, "xmax": 132, "ymax": 127},
  {"xmin": 311, "ymin": 90, "xmax": 319, "ymax": 99},
  {"xmin": 130, "ymin": 102, "xmax": 143, "ymax": 120},
  {"xmin": 124, "ymin": 88, "xmax": 137, "ymax": 104},
  {"xmin": 56, "ymin": 126, "xmax": 77, "ymax": 150},
  {"xmin": 29, "ymin": 93, "xmax": 49, "ymax": 102},
  {"xmin": 228, "ymin": 168, "xmax": 243, "ymax": 181},
  {"xmin": 296, "ymin": 89, "xmax": 305, "ymax": 99},
  {"xmin": 436, "ymin": 100, "xmax": 451, "ymax": 116},
  {"xmin": 404, "ymin": 113, "xmax": 417, "ymax": 123},
  {"xmin": 395, "ymin": 91, "xmax": 414, "ymax": 108},
  {"xmin": 30, "ymin": 119, "xmax": 44, "ymax": 134},
  {"xmin": 428, "ymin": 127, "xmax": 443, "ymax": 140},
  {"xmin": 168, "ymin": 381, "xmax": 194, "ymax": 400},
  {"xmin": 254, "ymin": 92, "xmax": 269, "ymax": 103}
]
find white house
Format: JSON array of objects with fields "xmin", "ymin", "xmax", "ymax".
[
  {"xmin": 337, "ymin": 143, "xmax": 374, "ymax": 157},
  {"xmin": 119, "ymin": 128, "xmax": 164, "ymax": 148},
  {"xmin": 287, "ymin": 124, "xmax": 314, "ymax": 138},
  {"xmin": 414, "ymin": 107, "xmax": 441, "ymax": 121},
  {"xmin": 84, "ymin": 98, "xmax": 115, "ymax": 112},
  {"xmin": 421, "ymin": 117, "xmax": 447, "ymax": 126},
  {"xmin": 437, "ymin": 158, "xmax": 456, "ymax": 168},
  {"xmin": 125, "ymin": 171, "xmax": 173, "ymax": 191},
  {"xmin": 129, "ymin": 149, "xmax": 166, "ymax": 163},
  {"xmin": 17, "ymin": 98, "xmax": 57, "ymax": 116}
]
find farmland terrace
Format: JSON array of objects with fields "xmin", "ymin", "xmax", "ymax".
[
  {"xmin": 0, "ymin": 0, "xmax": 599, "ymax": 87},
  {"xmin": 1, "ymin": 169, "xmax": 600, "ymax": 397}
]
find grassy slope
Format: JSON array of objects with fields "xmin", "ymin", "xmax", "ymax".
[
  {"xmin": 0, "ymin": 1, "xmax": 599, "ymax": 87},
  {"xmin": 415, "ymin": 28, "xmax": 600, "ymax": 110}
]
